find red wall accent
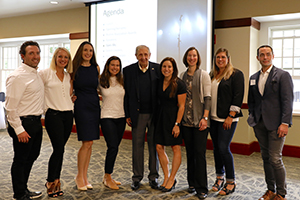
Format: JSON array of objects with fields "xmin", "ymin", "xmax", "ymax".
[{"xmin": 41, "ymin": 119, "xmax": 300, "ymax": 158}]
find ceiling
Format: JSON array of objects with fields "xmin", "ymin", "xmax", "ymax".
[
  {"xmin": 1, "ymin": 1, "xmax": 300, "ymax": 22},
  {"xmin": 0, "ymin": 0, "xmax": 101, "ymax": 19}
]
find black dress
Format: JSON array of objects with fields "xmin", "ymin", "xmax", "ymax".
[
  {"xmin": 155, "ymin": 78, "xmax": 186, "ymax": 146},
  {"xmin": 73, "ymin": 65, "xmax": 100, "ymax": 141}
]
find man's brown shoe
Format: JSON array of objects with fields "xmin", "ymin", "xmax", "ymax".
[
  {"xmin": 259, "ymin": 190, "xmax": 276, "ymax": 200},
  {"xmin": 273, "ymin": 194, "xmax": 286, "ymax": 200}
]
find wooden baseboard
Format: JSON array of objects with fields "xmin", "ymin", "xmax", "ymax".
[
  {"xmin": 41, "ymin": 120, "xmax": 300, "ymax": 158},
  {"xmin": 121, "ymin": 130, "xmax": 300, "ymax": 158},
  {"xmin": 205, "ymin": 139, "xmax": 256, "ymax": 156}
]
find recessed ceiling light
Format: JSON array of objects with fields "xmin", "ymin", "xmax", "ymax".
[{"xmin": 50, "ymin": 1, "xmax": 59, "ymax": 5}]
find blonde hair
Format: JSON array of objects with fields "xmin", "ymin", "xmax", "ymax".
[
  {"xmin": 211, "ymin": 48, "xmax": 234, "ymax": 82},
  {"xmin": 50, "ymin": 47, "xmax": 73, "ymax": 73}
]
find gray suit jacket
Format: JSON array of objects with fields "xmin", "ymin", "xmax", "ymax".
[{"xmin": 247, "ymin": 66, "xmax": 293, "ymax": 130}]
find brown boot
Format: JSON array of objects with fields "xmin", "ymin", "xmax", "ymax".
[
  {"xmin": 259, "ymin": 190, "xmax": 276, "ymax": 200},
  {"xmin": 273, "ymin": 194, "xmax": 286, "ymax": 200}
]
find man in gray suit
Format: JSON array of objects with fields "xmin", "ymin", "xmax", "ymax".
[{"xmin": 247, "ymin": 45, "xmax": 293, "ymax": 200}]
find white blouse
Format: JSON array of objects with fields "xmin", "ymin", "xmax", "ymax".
[
  {"xmin": 100, "ymin": 76, "xmax": 125, "ymax": 119},
  {"xmin": 39, "ymin": 68, "xmax": 73, "ymax": 112}
]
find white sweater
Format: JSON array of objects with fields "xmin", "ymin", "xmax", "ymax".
[{"xmin": 100, "ymin": 76, "xmax": 125, "ymax": 119}]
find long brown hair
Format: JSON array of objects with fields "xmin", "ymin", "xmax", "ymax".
[
  {"xmin": 160, "ymin": 57, "xmax": 178, "ymax": 98},
  {"xmin": 71, "ymin": 41, "xmax": 98, "ymax": 80},
  {"xmin": 211, "ymin": 48, "xmax": 234, "ymax": 81},
  {"xmin": 100, "ymin": 56, "xmax": 123, "ymax": 88}
]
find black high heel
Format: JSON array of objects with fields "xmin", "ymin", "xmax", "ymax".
[
  {"xmin": 45, "ymin": 182, "xmax": 57, "ymax": 198},
  {"xmin": 55, "ymin": 180, "xmax": 64, "ymax": 196},
  {"xmin": 219, "ymin": 182, "xmax": 236, "ymax": 195},
  {"xmin": 158, "ymin": 185, "xmax": 165, "ymax": 190},
  {"xmin": 212, "ymin": 177, "xmax": 224, "ymax": 192},
  {"xmin": 162, "ymin": 179, "xmax": 177, "ymax": 192}
]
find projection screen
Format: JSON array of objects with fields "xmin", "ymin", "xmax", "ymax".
[{"xmin": 89, "ymin": 0, "xmax": 213, "ymax": 73}]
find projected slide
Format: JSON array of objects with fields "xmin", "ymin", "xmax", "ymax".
[
  {"xmin": 90, "ymin": 0, "xmax": 212, "ymax": 73},
  {"xmin": 91, "ymin": 0, "xmax": 157, "ymax": 70}
]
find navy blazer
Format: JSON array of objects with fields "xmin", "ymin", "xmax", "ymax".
[
  {"xmin": 123, "ymin": 61, "xmax": 160, "ymax": 128},
  {"xmin": 247, "ymin": 66, "xmax": 293, "ymax": 130},
  {"xmin": 212, "ymin": 68, "xmax": 245, "ymax": 119}
]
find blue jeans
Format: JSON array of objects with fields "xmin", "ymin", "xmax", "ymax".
[
  {"xmin": 254, "ymin": 118, "xmax": 286, "ymax": 196},
  {"xmin": 210, "ymin": 120, "xmax": 237, "ymax": 181}
]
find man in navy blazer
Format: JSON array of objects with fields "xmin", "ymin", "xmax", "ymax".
[
  {"xmin": 123, "ymin": 45, "xmax": 160, "ymax": 190},
  {"xmin": 247, "ymin": 45, "xmax": 293, "ymax": 200}
]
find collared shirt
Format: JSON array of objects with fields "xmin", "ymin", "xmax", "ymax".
[
  {"xmin": 39, "ymin": 68, "xmax": 73, "ymax": 112},
  {"xmin": 258, "ymin": 65, "xmax": 288, "ymax": 126},
  {"xmin": 258, "ymin": 65, "xmax": 273, "ymax": 95},
  {"xmin": 5, "ymin": 63, "xmax": 44, "ymax": 135},
  {"xmin": 138, "ymin": 63, "xmax": 149, "ymax": 73}
]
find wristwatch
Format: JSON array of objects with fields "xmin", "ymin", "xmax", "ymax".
[
  {"xmin": 203, "ymin": 117, "xmax": 208, "ymax": 121},
  {"xmin": 228, "ymin": 114, "xmax": 235, "ymax": 118},
  {"xmin": 175, "ymin": 122, "xmax": 180, "ymax": 126}
]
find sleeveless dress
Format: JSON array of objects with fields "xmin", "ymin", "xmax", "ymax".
[
  {"xmin": 155, "ymin": 78, "xmax": 186, "ymax": 146},
  {"xmin": 73, "ymin": 65, "xmax": 100, "ymax": 141}
]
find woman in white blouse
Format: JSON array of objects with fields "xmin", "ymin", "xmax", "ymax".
[
  {"xmin": 99, "ymin": 56, "xmax": 125, "ymax": 190},
  {"xmin": 39, "ymin": 47, "xmax": 74, "ymax": 197}
]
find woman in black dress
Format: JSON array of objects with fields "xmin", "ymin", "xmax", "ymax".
[
  {"xmin": 155, "ymin": 57, "xmax": 186, "ymax": 192},
  {"xmin": 72, "ymin": 41, "xmax": 100, "ymax": 191}
]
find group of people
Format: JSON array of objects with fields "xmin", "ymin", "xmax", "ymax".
[{"xmin": 5, "ymin": 40, "xmax": 293, "ymax": 200}]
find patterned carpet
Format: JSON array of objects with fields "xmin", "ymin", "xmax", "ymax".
[{"xmin": 1, "ymin": 128, "xmax": 300, "ymax": 200}]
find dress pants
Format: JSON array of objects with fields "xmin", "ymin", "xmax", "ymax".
[
  {"xmin": 182, "ymin": 126, "xmax": 208, "ymax": 194},
  {"xmin": 254, "ymin": 118, "xmax": 287, "ymax": 196},
  {"xmin": 7, "ymin": 117, "xmax": 43, "ymax": 199},
  {"xmin": 101, "ymin": 117, "xmax": 126, "ymax": 174},
  {"xmin": 132, "ymin": 113, "xmax": 159, "ymax": 182},
  {"xmin": 45, "ymin": 109, "xmax": 73, "ymax": 182}
]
